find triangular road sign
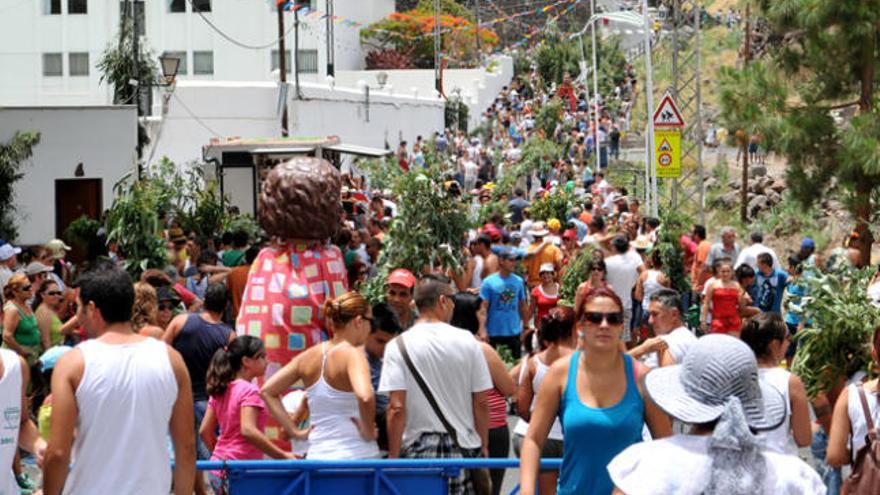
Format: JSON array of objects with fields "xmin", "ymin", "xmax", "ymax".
[
  {"xmin": 653, "ymin": 92, "xmax": 685, "ymax": 127},
  {"xmin": 657, "ymin": 138, "xmax": 672, "ymax": 152}
]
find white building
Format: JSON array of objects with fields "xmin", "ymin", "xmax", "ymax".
[{"xmin": 0, "ymin": 0, "xmax": 394, "ymax": 106}]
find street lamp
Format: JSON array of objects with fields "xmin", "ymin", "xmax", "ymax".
[
  {"xmin": 158, "ymin": 53, "xmax": 181, "ymax": 86},
  {"xmin": 376, "ymin": 71, "xmax": 388, "ymax": 89}
]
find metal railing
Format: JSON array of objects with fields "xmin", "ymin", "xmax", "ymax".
[{"xmin": 195, "ymin": 458, "xmax": 563, "ymax": 495}]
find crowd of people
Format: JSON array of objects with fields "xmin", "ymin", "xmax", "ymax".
[{"xmin": 1, "ymin": 43, "xmax": 878, "ymax": 495}]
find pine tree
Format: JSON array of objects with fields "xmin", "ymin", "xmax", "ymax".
[{"xmin": 722, "ymin": 1, "xmax": 880, "ymax": 264}]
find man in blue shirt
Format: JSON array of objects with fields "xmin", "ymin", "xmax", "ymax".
[
  {"xmin": 755, "ymin": 252, "xmax": 789, "ymax": 315},
  {"xmin": 479, "ymin": 247, "xmax": 528, "ymax": 359}
]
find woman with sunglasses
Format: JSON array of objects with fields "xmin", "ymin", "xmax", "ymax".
[
  {"xmin": 2, "ymin": 274, "xmax": 42, "ymax": 365},
  {"xmin": 520, "ymin": 287, "xmax": 671, "ymax": 495},
  {"xmin": 573, "ymin": 255, "xmax": 613, "ymax": 316},
  {"xmin": 34, "ymin": 280, "xmax": 77, "ymax": 348},
  {"xmin": 262, "ymin": 291, "xmax": 380, "ymax": 460}
]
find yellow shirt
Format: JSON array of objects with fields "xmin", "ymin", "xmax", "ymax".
[{"xmin": 524, "ymin": 242, "xmax": 563, "ymax": 286}]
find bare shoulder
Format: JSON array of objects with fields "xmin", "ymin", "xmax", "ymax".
[{"xmin": 54, "ymin": 347, "xmax": 85, "ymax": 384}]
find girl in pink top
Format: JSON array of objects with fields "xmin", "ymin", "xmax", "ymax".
[{"xmin": 199, "ymin": 336, "xmax": 301, "ymax": 494}]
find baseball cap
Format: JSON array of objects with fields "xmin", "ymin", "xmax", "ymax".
[
  {"xmin": 539, "ymin": 262, "xmax": 555, "ymax": 273},
  {"xmin": 45, "ymin": 239, "xmax": 72, "ymax": 259},
  {"xmin": 562, "ymin": 229, "xmax": 578, "ymax": 241},
  {"xmin": 39, "ymin": 345, "xmax": 73, "ymax": 372},
  {"xmin": 0, "ymin": 243, "xmax": 22, "ymax": 261},
  {"xmin": 492, "ymin": 245, "xmax": 526, "ymax": 260},
  {"xmin": 386, "ymin": 268, "xmax": 416, "ymax": 289},
  {"xmin": 801, "ymin": 238, "xmax": 815, "ymax": 250},
  {"xmin": 25, "ymin": 262, "xmax": 53, "ymax": 277}
]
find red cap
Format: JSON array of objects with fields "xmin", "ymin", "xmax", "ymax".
[
  {"xmin": 386, "ymin": 268, "xmax": 417, "ymax": 289},
  {"xmin": 563, "ymin": 229, "xmax": 578, "ymax": 240}
]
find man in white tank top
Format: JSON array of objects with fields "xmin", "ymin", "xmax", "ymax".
[
  {"xmin": 42, "ymin": 267, "xmax": 196, "ymax": 495},
  {"xmin": 1, "ymin": 348, "xmax": 45, "ymax": 495}
]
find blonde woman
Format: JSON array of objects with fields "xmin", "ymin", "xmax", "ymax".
[
  {"xmin": 132, "ymin": 282, "xmax": 165, "ymax": 339},
  {"xmin": 261, "ymin": 291, "xmax": 380, "ymax": 460}
]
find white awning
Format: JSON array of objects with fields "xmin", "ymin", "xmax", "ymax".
[{"xmin": 325, "ymin": 143, "xmax": 393, "ymax": 157}]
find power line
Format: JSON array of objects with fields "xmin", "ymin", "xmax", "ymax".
[
  {"xmin": 187, "ymin": 0, "xmax": 297, "ymax": 50},
  {"xmin": 171, "ymin": 92, "xmax": 222, "ymax": 137}
]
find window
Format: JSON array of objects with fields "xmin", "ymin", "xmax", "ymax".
[
  {"xmin": 193, "ymin": 51, "xmax": 213, "ymax": 75},
  {"xmin": 44, "ymin": 0, "xmax": 61, "ymax": 14},
  {"xmin": 42, "ymin": 53, "xmax": 63, "ymax": 76},
  {"xmin": 169, "ymin": 0, "xmax": 185, "ymax": 13},
  {"xmin": 297, "ymin": 49, "xmax": 318, "ymax": 74},
  {"xmin": 271, "ymin": 49, "xmax": 291, "ymax": 73},
  {"xmin": 120, "ymin": 1, "xmax": 145, "ymax": 35},
  {"xmin": 68, "ymin": 0, "xmax": 87, "ymax": 14},
  {"xmin": 69, "ymin": 52, "xmax": 90, "ymax": 76},
  {"xmin": 192, "ymin": 0, "xmax": 211, "ymax": 12},
  {"xmin": 164, "ymin": 51, "xmax": 188, "ymax": 75}
]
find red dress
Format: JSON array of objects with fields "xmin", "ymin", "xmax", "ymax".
[
  {"xmin": 710, "ymin": 287, "xmax": 742, "ymax": 334},
  {"xmin": 532, "ymin": 285, "xmax": 560, "ymax": 325}
]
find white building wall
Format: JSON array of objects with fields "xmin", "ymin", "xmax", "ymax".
[
  {"xmin": 0, "ymin": 106, "xmax": 137, "ymax": 245},
  {"xmin": 0, "ymin": 0, "xmax": 394, "ymax": 106},
  {"xmin": 149, "ymin": 79, "xmax": 444, "ymax": 166}
]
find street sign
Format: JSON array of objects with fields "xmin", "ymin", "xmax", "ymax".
[
  {"xmin": 652, "ymin": 92, "xmax": 685, "ymax": 127},
  {"xmin": 654, "ymin": 128, "xmax": 681, "ymax": 178}
]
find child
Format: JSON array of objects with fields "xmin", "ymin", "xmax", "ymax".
[{"xmin": 199, "ymin": 336, "xmax": 302, "ymax": 494}]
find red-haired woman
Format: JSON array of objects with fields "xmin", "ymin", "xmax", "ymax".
[{"xmin": 519, "ymin": 287, "xmax": 671, "ymax": 495}]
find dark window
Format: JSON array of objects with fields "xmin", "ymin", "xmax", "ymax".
[
  {"xmin": 270, "ymin": 49, "xmax": 291, "ymax": 74},
  {"xmin": 68, "ymin": 0, "xmax": 87, "ymax": 14},
  {"xmin": 163, "ymin": 51, "xmax": 187, "ymax": 75},
  {"xmin": 169, "ymin": 0, "xmax": 185, "ymax": 13},
  {"xmin": 192, "ymin": 0, "xmax": 211, "ymax": 12},
  {"xmin": 42, "ymin": 53, "xmax": 63, "ymax": 76},
  {"xmin": 69, "ymin": 52, "xmax": 90, "ymax": 76},
  {"xmin": 297, "ymin": 49, "xmax": 318, "ymax": 74},
  {"xmin": 45, "ymin": 0, "xmax": 61, "ymax": 14},
  {"xmin": 193, "ymin": 51, "xmax": 213, "ymax": 75}
]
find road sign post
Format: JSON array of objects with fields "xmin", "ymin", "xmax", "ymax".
[{"xmin": 651, "ymin": 92, "xmax": 685, "ymax": 202}]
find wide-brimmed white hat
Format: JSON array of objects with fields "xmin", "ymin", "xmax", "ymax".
[
  {"xmin": 644, "ymin": 334, "xmax": 786, "ymax": 431},
  {"xmin": 529, "ymin": 221, "xmax": 549, "ymax": 237}
]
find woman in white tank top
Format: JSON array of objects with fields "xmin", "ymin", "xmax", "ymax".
[
  {"xmin": 828, "ymin": 328, "xmax": 880, "ymax": 468},
  {"xmin": 512, "ymin": 307, "xmax": 575, "ymax": 495},
  {"xmin": 740, "ymin": 313, "xmax": 812, "ymax": 454},
  {"xmin": 262, "ymin": 292, "xmax": 380, "ymax": 460}
]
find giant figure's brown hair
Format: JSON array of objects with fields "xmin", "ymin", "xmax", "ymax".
[{"xmin": 258, "ymin": 157, "xmax": 342, "ymax": 240}]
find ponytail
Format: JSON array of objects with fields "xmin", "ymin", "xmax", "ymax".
[{"xmin": 205, "ymin": 336, "xmax": 264, "ymax": 397}]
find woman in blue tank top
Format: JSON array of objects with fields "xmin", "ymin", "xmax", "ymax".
[{"xmin": 519, "ymin": 287, "xmax": 672, "ymax": 495}]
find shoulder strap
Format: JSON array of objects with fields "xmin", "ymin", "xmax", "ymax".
[
  {"xmin": 396, "ymin": 336, "xmax": 463, "ymax": 452},
  {"xmin": 856, "ymin": 385, "xmax": 877, "ymax": 442}
]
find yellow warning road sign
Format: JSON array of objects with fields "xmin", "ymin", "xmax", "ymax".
[{"xmin": 654, "ymin": 128, "xmax": 681, "ymax": 178}]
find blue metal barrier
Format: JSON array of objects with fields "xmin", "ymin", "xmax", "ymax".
[{"xmin": 195, "ymin": 458, "xmax": 563, "ymax": 495}]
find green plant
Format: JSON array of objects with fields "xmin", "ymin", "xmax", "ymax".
[
  {"xmin": 0, "ymin": 131, "xmax": 40, "ymax": 241},
  {"xmin": 657, "ymin": 210, "xmax": 690, "ymax": 295},
  {"xmin": 96, "ymin": 17, "xmax": 158, "ymax": 106},
  {"xmin": 792, "ymin": 267, "xmax": 880, "ymax": 398},
  {"xmin": 536, "ymin": 98, "xmax": 563, "ymax": 138},
  {"xmin": 559, "ymin": 248, "xmax": 593, "ymax": 306},
  {"xmin": 105, "ymin": 173, "xmax": 169, "ymax": 279},
  {"xmin": 530, "ymin": 189, "xmax": 575, "ymax": 223},
  {"xmin": 180, "ymin": 179, "xmax": 228, "ymax": 238},
  {"xmin": 64, "ymin": 215, "xmax": 101, "ymax": 247}
]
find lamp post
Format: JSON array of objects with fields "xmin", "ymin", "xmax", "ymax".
[{"xmin": 136, "ymin": 53, "xmax": 181, "ymax": 178}]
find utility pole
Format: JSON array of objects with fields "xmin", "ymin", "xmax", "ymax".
[
  {"xmin": 325, "ymin": 0, "xmax": 335, "ymax": 77},
  {"xmin": 589, "ymin": 0, "xmax": 602, "ymax": 172},
  {"xmin": 277, "ymin": 2, "xmax": 289, "ymax": 136},
  {"xmin": 132, "ymin": 0, "xmax": 143, "ymax": 176},
  {"xmin": 474, "ymin": 0, "xmax": 481, "ymax": 66},
  {"xmin": 434, "ymin": 0, "xmax": 441, "ymax": 94},
  {"xmin": 740, "ymin": 2, "xmax": 751, "ymax": 223},
  {"xmin": 294, "ymin": 5, "xmax": 301, "ymax": 99},
  {"xmin": 642, "ymin": 0, "xmax": 657, "ymax": 216}
]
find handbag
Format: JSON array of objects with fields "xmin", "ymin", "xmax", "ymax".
[
  {"xmin": 842, "ymin": 385, "xmax": 880, "ymax": 495},
  {"xmin": 396, "ymin": 336, "xmax": 492, "ymax": 495}
]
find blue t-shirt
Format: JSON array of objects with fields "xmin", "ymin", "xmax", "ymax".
[
  {"xmin": 480, "ymin": 272, "xmax": 526, "ymax": 337},
  {"xmin": 755, "ymin": 268, "xmax": 789, "ymax": 314}
]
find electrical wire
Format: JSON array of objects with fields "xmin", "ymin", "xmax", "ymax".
[
  {"xmin": 171, "ymin": 92, "xmax": 222, "ymax": 137},
  {"xmin": 187, "ymin": 0, "xmax": 297, "ymax": 50}
]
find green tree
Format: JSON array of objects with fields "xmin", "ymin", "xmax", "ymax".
[
  {"xmin": 0, "ymin": 132, "xmax": 40, "ymax": 241},
  {"xmin": 96, "ymin": 18, "xmax": 158, "ymax": 106},
  {"xmin": 726, "ymin": 1, "xmax": 880, "ymax": 265}
]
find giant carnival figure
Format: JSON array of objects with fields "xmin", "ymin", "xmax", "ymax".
[{"xmin": 236, "ymin": 157, "xmax": 348, "ymax": 396}]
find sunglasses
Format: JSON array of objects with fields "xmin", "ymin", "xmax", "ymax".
[
  {"xmin": 158, "ymin": 303, "xmax": 174, "ymax": 311},
  {"xmin": 581, "ymin": 311, "xmax": 624, "ymax": 325},
  {"xmin": 19, "ymin": 285, "xmax": 33, "ymax": 292},
  {"xmin": 47, "ymin": 291, "xmax": 63, "ymax": 296}
]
